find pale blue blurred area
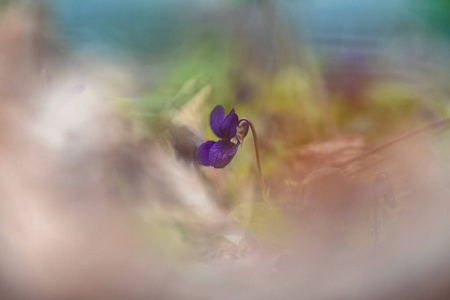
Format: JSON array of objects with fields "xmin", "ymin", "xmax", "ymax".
[
  {"xmin": 278, "ymin": 0, "xmax": 450, "ymax": 100},
  {"xmin": 46, "ymin": 0, "xmax": 447, "ymax": 59},
  {"xmin": 46, "ymin": 0, "xmax": 450, "ymax": 98},
  {"xmin": 283, "ymin": 0, "xmax": 411, "ymax": 52},
  {"xmin": 48, "ymin": 0, "xmax": 449, "ymax": 58},
  {"xmin": 49, "ymin": 0, "xmax": 225, "ymax": 59},
  {"xmin": 285, "ymin": 0, "xmax": 409, "ymax": 35}
]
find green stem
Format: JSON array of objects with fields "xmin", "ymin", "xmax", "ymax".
[{"xmin": 239, "ymin": 118, "xmax": 268, "ymax": 202}]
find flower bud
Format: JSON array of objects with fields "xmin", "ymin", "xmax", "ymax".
[{"xmin": 236, "ymin": 121, "xmax": 249, "ymax": 144}]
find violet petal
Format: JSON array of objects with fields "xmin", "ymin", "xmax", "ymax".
[
  {"xmin": 209, "ymin": 140, "xmax": 239, "ymax": 168},
  {"xmin": 196, "ymin": 140, "xmax": 216, "ymax": 166},
  {"xmin": 210, "ymin": 105, "xmax": 225, "ymax": 138},
  {"xmin": 220, "ymin": 108, "xmax": 239, "ymax": 140}
]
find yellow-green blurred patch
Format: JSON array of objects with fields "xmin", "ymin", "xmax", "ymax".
[
  {"xmin": 367, "ymin": 82, "xmax": 419, "ymax": 111},
  {"xmin": 229, "ymin": 202, "xmax": 290, "ymax": 245}
]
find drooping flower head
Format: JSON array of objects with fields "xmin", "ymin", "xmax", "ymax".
[{"xmin": 197, "ymin": 105, "xmax": 244, "ymax": 168}]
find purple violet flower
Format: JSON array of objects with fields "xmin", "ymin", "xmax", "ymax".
[{"xmin": 197, "ymin": 105, "xmax": 240, "ymax": 168}]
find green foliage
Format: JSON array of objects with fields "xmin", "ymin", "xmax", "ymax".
[
  {"xmin": 125, "ymin": 38, "xmax": 233, "ymax": 135},
  {"xmin": 413, "ymin": 0, "xmax": 450, "ymax": 36}
]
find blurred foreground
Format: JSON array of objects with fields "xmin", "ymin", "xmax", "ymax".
[{"xmin": 1, "ymin": 1, "xmax": 450, "ymax": 300}]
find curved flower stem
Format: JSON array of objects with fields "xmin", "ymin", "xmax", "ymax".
[{"xmin": 238, "ymin": 118, "xmax": 268, "ymax": 202}]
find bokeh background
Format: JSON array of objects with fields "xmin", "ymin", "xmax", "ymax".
[{"xmin": 0, "ymin": 0, "xmax": 450, "ymax": 299}]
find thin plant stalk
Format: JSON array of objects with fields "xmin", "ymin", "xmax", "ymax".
[
  {"xmin": 239, "ymin": 118, "xmax": 268, "ymax": 202},
  {"xmin": 341, "ymin": 117, "xmax": 450, "ymax": 174}
]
